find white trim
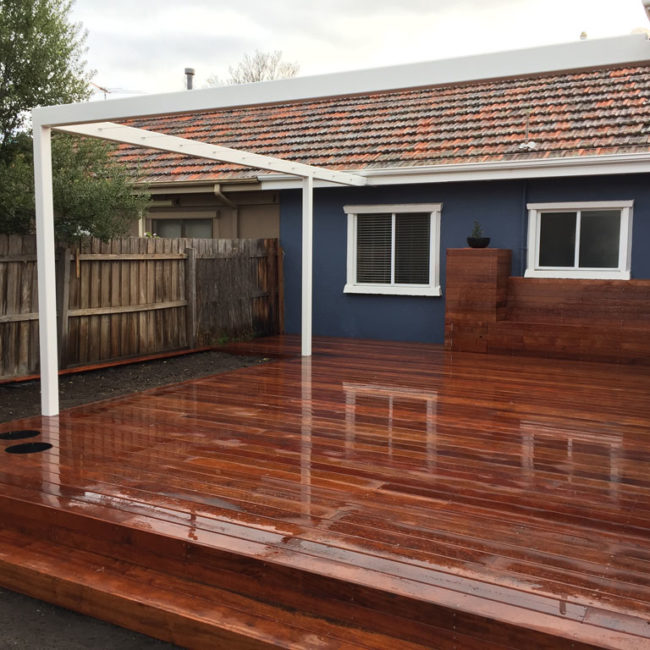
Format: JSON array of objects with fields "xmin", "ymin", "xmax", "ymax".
[
  {"xmin": 146, "ymin": 180, "xmax": 261, "ymax": 194},
  {"xmin": 301, "ymin": 177, "xmax": 313, "ymax": 357},
  {"xmin": 522, "ymin": 269, "xmax": 631, "ymax": 280},
  {"xmin": 525, "ymin": 201, "xmax": 633, "ymax": 280},
  {"xmin": 344, "ymin": 284, "xmax": 442, "ymax": 296},
  {"xmin": 33, "ymin": 126, "xmax": 59, "ymax": 416},
  {"xmin": 57, "ymin": 122, "xmax": 365, "ymax": 187},
  {"xmin": 390, "ymin": 214, "xmax": 396, "ymax": 285},
  {"xmin": 32, "ymin": 35, "xmax": 649, "ymax": 129},
  {"xmin": 527, "ymin": 201, "xmax": 634, "ymax": 210},
  {"xmin": 431, "ymin": 206, "xmax": 441, "ymax": 290},
  {"xmin": 344, "ymin": 203, "xmax": 442, "ymax": 214},
  {"xmin": 259, "ymin": 153, "xmax": 650, "ymax": 190},
  {"xmin": 346, "ymin": 214, "xmax": 356, "ymax": 294},
  {"xmin": 344, "ymin": 204, "xmax": 442, "ymax": 297}
]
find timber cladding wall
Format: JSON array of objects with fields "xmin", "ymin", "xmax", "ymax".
[{"xmin": 0, "ymin": 235, "xmax": 282, "ymax": 380}]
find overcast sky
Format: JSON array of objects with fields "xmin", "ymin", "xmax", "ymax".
[{"xmin": 70, "ymin": 0, "xmax": 649, "ymax": 99}]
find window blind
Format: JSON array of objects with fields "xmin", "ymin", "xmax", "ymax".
[
  {"xmin": 357, "ymin": 214, "xmax": 391, "ymax": 283},
  {"xmin": 395, "ymin": 213, "xmax": 430, "ymax": 284}
]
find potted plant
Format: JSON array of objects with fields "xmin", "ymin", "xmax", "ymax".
[{"xmin": 467, "ymin": 220, "xmax": 490, "ymax": 248}]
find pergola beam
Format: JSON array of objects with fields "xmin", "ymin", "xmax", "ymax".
[
  {"xmin": 56, "ymin": 122, "xmax": 366, "ymax": 187},
  {"xmin": 34, "ymin": 118, "xmax": 365, "ymax": 416}
]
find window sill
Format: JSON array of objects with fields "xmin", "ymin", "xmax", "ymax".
[
  {"xmin": 524, "ymin": 269, "xmax": 631, "ymax": 280},
  {"xmin": 344, "ymin": 283, "xmax": 442, "ymax": 296}
]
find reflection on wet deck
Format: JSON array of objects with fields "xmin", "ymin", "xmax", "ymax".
[{"xmin": 2, "ymin": 336, "xmax": 650, "ymax": 648}]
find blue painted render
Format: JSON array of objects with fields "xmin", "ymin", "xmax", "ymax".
[{"xmin": 280, "ymin": 174, "xmax": 650, "ymax": 344}]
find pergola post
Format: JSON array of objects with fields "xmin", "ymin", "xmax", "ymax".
[
  {"xmin": 33, "ymin": 126, "xmax": 60, "ymax": 416},
  {"xmin": 30, "ymin": 114, "xmax": 364, "ymax": 416},
  {"xmin": 301, "ymin": 176, "xmax": 313, "ymax": 357}
]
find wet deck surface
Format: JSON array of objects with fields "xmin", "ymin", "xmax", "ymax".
[{"xmin": 2, "ymin": 336, "xmax": 650, "ymax": 647}]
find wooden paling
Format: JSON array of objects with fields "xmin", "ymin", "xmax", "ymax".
[{"xmin": 0, "ymin": 235, "xmax": 282, "ymax": 380}]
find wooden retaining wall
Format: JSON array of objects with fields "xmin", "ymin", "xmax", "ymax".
[
  {"xmin": 445, "ymin": 248, "xmax": 650, "ymax": 364},
  {"xmin": 0, "ymin": 236, "xmax": 282, "ymax": 379}
]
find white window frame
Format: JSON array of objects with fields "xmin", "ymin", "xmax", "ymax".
[
  {"xmin": 344, "ymin": 203, "xmax": 442, "ymax": 296},
  {"xmin": 525, "ymin": 201, "xmax": 633, "ymax": 280}
]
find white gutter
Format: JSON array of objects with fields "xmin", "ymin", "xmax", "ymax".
[{"xmin": 257, "ymin": 152, "xmax": 650, "ymax": 190}]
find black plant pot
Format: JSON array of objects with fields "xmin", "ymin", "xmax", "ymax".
[{"xmin": 467, "ymin": 237, "xmax": 490, "ymax": 248}]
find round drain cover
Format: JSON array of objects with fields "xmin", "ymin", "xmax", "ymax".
[
  {"xmin": 4, "ymin": 442, "xmax": 53, "ymax": 454},
  {"xmin": 0, "ymin": 430, "xmax": 40, "ymax": 441}
]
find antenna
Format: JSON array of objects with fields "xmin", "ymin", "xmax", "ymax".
[
  {"xmin": 90, "ymin": 81, "xmax": 110, "ymax": 100},
  {"xmin": 89, "ymin": 82, "xmax": 144, "ymax": 100}
]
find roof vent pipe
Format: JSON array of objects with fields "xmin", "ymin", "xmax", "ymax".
[{"xmin": 184, "ymin": 67, "xmax": 195, "ymax": 90}]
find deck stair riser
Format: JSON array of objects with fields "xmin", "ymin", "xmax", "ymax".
[{"xmin": 0, "ymin": 488, "xmax": 614, "ymax": 650}]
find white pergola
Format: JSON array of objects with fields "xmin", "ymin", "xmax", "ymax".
[{"xmin": 32, "ymin": 90, "xmax": 366, "ymax": 417}]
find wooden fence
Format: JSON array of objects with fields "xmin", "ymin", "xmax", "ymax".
[{"xmin": 0, "ymin": 235, "xmax": 282, "ymax": 379}]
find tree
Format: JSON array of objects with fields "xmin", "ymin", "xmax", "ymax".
[
  {"xmin": 207, "ymin": 50, "xmax": 299, "ymax": 87},
  {"xmin": 0, "ymin": 133, "xmax": 149, "ymax": 243},
  {"xmin": 0, "ymin": 0, "xmax": 148, "ymax": 241},
  {"xmin": 51, "ymin": 135, "xmax": 148, "ymax": 243},
  {"xmin": 0, "ymin": 133, "xmax": 34, "ymax": 233},
  {"xmin": 0, "ymin": 0, "xmax": 91, "ymax": 156}
]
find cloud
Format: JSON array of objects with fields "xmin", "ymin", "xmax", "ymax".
[{"xmin": 72, "ymin": 0, "xmax": 649, "ymax": 94}]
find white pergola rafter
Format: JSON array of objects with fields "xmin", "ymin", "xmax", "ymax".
[
  {"xmin": 33, "ymin": 117, "xmax": 366, "ymax": 417},
  {"xmin": 56, "ymin": 122, "xmax": 366, "ymax": 186}
]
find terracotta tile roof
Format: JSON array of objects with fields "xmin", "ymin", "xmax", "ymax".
[{"xmin": 115, "ymin": 64, "xmax": 650, "ymax": 184}]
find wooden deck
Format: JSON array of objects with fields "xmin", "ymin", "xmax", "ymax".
[{"xmin": 1, "ymin": 336, "xmax": 650, "ymax": 649}]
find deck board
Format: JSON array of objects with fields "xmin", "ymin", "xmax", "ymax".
[{"xmin": 1, "ymin": 335, "xmax": 650, "ymax": 648}]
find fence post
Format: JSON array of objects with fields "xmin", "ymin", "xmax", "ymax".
[
  {"xmin": 55, "ymin": 247, "xmax": 71, "ymax": 367},
  {"xmin": 185, "ymin": 247, "xmax": 197, "ymax": 348}
]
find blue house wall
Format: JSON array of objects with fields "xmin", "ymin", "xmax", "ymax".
[{"xmin": 280, "ymin": 173, "xmax": 650, "ymax": 344}]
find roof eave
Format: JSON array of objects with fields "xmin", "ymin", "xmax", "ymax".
[
  {"xmin": 256, "ymin": 152, "xmax": 650, "ymax": 189},
  {"xmin": 143, "ymin": 179, "xmax": 261, "ymax": 194}
]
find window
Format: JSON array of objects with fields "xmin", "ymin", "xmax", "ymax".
[
  {"xmin": 344, "ymin": 204, "xmax": 441, "ymax": 296},
  {"xmin": 152, "ymin": 218, "xmax": 213, "ymax": 238},
  {"xmin": 525, "ymin": 201, "xmax": 633, "ymax": 280}
]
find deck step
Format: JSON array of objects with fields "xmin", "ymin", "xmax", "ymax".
[
  {"xmin": 0, "ymin": 526, "xmax": 435, "ymax": 650},
  {"xmin": 0, "ymin": 486, "xmax": 636, "ymax": 649},
  {"xmin": 0, "ymin": 488, "xmax": 489, "ymax": 649}
]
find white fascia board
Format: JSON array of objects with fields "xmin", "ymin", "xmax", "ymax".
[
  {"xmin": 257, "ymin": 152, "xmax": 650, "ymax": 190},
  {"xmin": 56, "ymin": 122, "xmax": 366, "ymax": 186},
  {"xmin": 32, "ymin": 35, "xmax": 649, "ymax": 129},
  {"xmin": 148, "ymin": 184, "xmax": 215, "ymax": 195},
  {"xmin": 147, "ymin": 183, "xmax": 262, "ymax": 195},
  {"xmin": 145, "ymin": 179, "xmax": 260, "ymax": 193}
]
